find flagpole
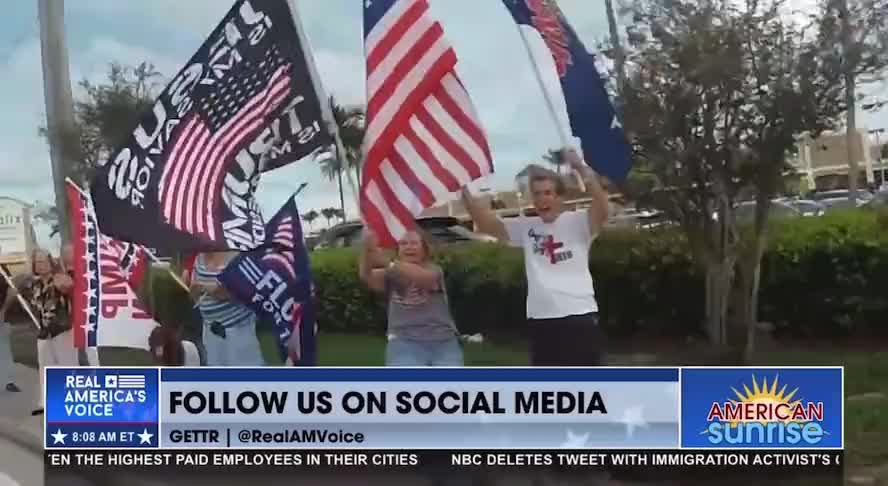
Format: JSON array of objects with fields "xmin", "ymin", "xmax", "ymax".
[
  {"xmin": 513, "ymin": 24, "xmax": 586, "ymax": 192},
  {"xmin": 65, "ymin": 178, "xmax": 190, "ymax": 292},
  {"xmin": 0, "ymin": 266, "xmax": 41, "ymax": 331},
  {"xmin": 286, "ymin": 0, "xmax": 359, "ymax": 219}
]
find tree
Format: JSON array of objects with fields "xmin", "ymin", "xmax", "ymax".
[
  {"xmin": 620, "ymin": 0, "xmax": 845, "ymax": 359},
  {"xmin": 302, "ymin": 210, "xmax": 319, "ymax": 231},
  {"xmin": 541, "ymin": 149, "xmax": 567, "ymax": 174},
  {"xmin": 333, "ymin": 208, "xmax": 345, "ymax": 222},
  {"xmin": 320, "ymin": 207, "xmax": 338, "ymax": 228},
  {"xmin": 319, "ymin": 97, "xmax": 365, "ymax": 210},
  {"xmin": 814, "ymin": 0, "xmax": 888, "ymax": 201},
  {"xmin": 39, "ymin": 62, "xmax": 162, "ymax": 186}
]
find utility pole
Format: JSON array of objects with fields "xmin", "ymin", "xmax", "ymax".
[
  {"xmin": 604, "ymin": 0, "xmax": 626, "ymax": 96},
  {"xmin": 838, "ymin": 0, "xmax": 860, "ymax": 205},
  {"xmin": 38, "ymin": 0, "xmax": 76, "ymax": 247}
]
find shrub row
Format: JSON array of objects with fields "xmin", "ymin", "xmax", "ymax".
[{"xmin": 149, "ymin": 209, "xmax": 888, "ymax": 340}]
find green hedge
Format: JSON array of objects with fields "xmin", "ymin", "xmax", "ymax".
[{"xmin": 148, "ymin": 209, "xmax": 888, "ymax": 340}]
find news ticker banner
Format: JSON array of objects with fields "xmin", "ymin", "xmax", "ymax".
[
  {"xmin": 44, "ymin": 449, "xmax": 844, "ymax": 477},
  {"xmin": 44, "ymin": 367, "xmax": 843, "ymax": 450}
]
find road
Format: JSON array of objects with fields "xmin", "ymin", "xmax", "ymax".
[{"xmin": 0, "ymin": 436, "xmax": 40, "ymax": 486}]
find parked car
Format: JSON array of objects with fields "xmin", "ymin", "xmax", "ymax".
[
  {"xmin": 605, "ymin": 208, "xmax": 670, "ymax": 230},
  {"xmin": 776, "ymin": 198, "xmax": 826, "ymax": 217},
  {"xmin": 862, "ymin": 190, "xmax": 888, "ymax": 210},
  {"xmin": 734, "ymin": 200, "xmax": 801, "ymax": 223},
  {"xmin": 313, "ymin": 217, "xmax": 495, "ymax": 250},
  {"xmin": 811, "ymin": 190, "xmax": 873, "ymax": 210}
]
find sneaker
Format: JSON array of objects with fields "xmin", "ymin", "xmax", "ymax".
[
  {"xmin": 5, "ymin": 383, "xmax": 20, "ymax": 392},
  {"xmin": 31, "ymin": 408, "xmax": 43, "ymax": 416}
]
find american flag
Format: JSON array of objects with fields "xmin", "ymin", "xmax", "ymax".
[
  {"xmin": 262, "ymin": 215, "xmax": 297, "ymax": 280},
  {"xmin": 361, "ymin": 0, "xmax": 493, "ymax": 247},
  {"xmin": 159, "ymin": 47, "xmax": 292, "ymax": 241}
]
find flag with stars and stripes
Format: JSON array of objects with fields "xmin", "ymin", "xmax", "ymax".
[
  {"xmin": 361, "ymin": 0, "xmax": 494, "ymax": 248},
  {"xmin": 91, "ymin": 0, "xmax": 333, "ymax": 253},
  {"xmin": 67, "ymin": 181, "xmax": 159, "ymax": 351},
  {"xmin": 501, "ymin": 0, "xmax": 632, "ymax": 182},
  {"xmin": 218, "ymin": 195, "xmax": 316, "ymax": 366}
]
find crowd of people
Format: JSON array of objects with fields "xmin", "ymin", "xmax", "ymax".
[{"xmin": 0, "ymin": 147, "xmax": 610, "ymax": 414}]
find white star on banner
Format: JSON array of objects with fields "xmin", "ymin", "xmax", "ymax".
[
  {"xmin": 87, "ymin": 271, "xmax": 97, "ymax": 282},
  {"xmin": 87, "ymin": 289, "xmax": 97, "ymax": 300},
  {"xmin": 51, "ymin": 429, "xmax": 67, "ymax": 444},
  {"xmin": 138, "ymin": 429, "xmax": 154, "ymax": 445},
  {"xmin": 620, "ymin": 406, "xmax": 648, "ymax": 439},
  {"xmin": 560, "ymin": 429, "xmax": 589, "ymax": 448}
]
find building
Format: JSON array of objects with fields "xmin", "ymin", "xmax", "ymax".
[
  {"xmin": 794, "ymin": 129, "xmax": 888, "ymax": 190},
  {"xmin": 0, "ymin": 197, "xmax": 39, "ymax": 273}
]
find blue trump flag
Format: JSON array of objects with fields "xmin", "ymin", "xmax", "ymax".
[
  {"xmin": 218, "ymin": 196, "xmax": 316, "ymax": 366},
  {"xmin": 502, "ymin": 0, "xmax": 632, "ymax": 182}
]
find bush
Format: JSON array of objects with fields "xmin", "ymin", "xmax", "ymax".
[{"xmin": 144, "ymin": 210, "xmax": 887, "ymax": 341}]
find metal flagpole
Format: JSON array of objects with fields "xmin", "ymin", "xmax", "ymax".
[
  {"xmin": 286, "ymin": 0, "xmax": 359, "ymax": 219},
  {"xmin": 38, "ymin": 0, "xmax": 77, "ymax": 247},
  {"xmin": 513, "ymin": 24, "xmax": 587, "ymax": 192}
]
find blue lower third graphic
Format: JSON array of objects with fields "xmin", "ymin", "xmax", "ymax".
[
  {"xmin": 681, "ymin": 367, "xmax": 843, "ymax": 448},
  {"xmin": 45, "ymin": 367, "xmax": 160, "ymax": 448}
]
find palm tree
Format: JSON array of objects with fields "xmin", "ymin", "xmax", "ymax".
[
  {"xmin": 542, "ymin": 149, "xmax": 567, "ymax": 174},
  {"xmin": 302, "ymin": 210, "xmax": 319, "ymax": 231},
  {"xmin": 319, "ymin": 97, "xmax": 365, "ymax": 212},
  {"xmin": 333, "ymin": 208, "xmax": 345, "ymax": 223},
  {"xmin": 320, "ymin": 207, "xmax": 338, "ymax": 228}
]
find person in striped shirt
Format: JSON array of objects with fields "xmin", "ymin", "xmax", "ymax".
[
  {"xmin": 359, "ymin": 229, "xmax": 463, "ymax": 367},
  {"xmin": 190, "ymin": 252, "xmax": 264, "ymax": 366}
]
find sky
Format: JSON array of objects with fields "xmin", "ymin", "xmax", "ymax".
[{"xmin": 1, "ymin": 0, "xmax": 886, "ymax": 243}]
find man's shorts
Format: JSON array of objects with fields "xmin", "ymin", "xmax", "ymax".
[{"xmin": 527, "ymin": 312, "xmax": 604, "ymax": 366}]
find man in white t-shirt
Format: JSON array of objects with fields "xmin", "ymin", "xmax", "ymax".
[{"xmin": 463, "ymin": 148, "xmax": 609, "ymax": 365}]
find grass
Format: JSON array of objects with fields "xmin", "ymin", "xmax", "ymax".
[
  {"xmin": 10, "ymin": 324, "xmax": 888, "ymax": 470},
  {"xmin": 258, "ymin": 332, "xmax": 529, "ymax": 367}
]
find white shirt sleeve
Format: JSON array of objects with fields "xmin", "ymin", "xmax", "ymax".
[{"xmin": 500, "ymin": 217, "xmax": 527, "ymax": 246}]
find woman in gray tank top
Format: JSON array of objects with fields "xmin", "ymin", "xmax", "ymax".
[{"xmin": 359, "ymin": 229, "xmax": 463, "ymax": 366}]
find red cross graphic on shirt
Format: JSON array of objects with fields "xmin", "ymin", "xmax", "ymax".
[{"xmin": 541, "ymin": 235, "xmax": 564, "ymax": 264}]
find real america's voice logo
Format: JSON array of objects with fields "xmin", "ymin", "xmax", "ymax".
[
  {"xmin": 702, "ymin": 375, "xmax": 826, "ymax": 446},
  {"xmin": 64, "ymin": 373, "xmax": 148, "ymax": 417}
]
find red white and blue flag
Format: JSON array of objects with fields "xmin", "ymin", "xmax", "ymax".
[
  {"xmin": 67, "ymin": 180, "xmax": 158, "ymax": 351},
  {"xmin": 218, "ymin": 195, "xmax": 316, "ymax": 366},
  {"xmin": 361, "ymin": 0, "xmax": 493, "ymax": 248},
  {"xmin": 502, "ymin": 0, "xmax": 632, "ymax": 182}
]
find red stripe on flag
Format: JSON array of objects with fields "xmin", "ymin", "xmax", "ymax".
[
  {"xmin": 388, "ymin": 151, "xmax": 435, "ymax": 207},
  {"xmin": 365, "ymin": 0, "xmax": 429, "ymax": 74},
  {"xmin": 66, "ymin": 183, "xmax": 87, "ymax": 349},
  {"xmin": 362, "ymin": 49, "xmax": 457, "ymax": 188},
  {"xmin": 366, "ymin": 23, "xmax": 445, "ymax": 126},
  {"xmin": 414, "ymin": 103, "xmax": 482, "ymax": 181},
  {"xmin": 434, "ymin": 85, "xmax": 492, "ymax": 168},
  {"xmin": 401, "ymin": 124, "xmax": 461, "ymax": 191}
]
